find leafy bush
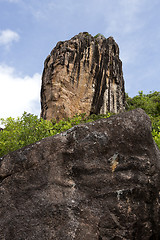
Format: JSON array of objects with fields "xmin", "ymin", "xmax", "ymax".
[
  {"xmin": 1, "ymin": 90, "xmax": 160, "ymax": 157},
  {"xmin": 152, "ymin": 127, "xmax": 160, "ymax": 149},
  {"xmin": 0, "ymin": 112, "xmax": 111, "ymax": 157},
  {"xmin": 126, "ymin": 91, "xmax": 160, "ymax": 117},
  {"xmin": 94, "ymin": 33, "xmax": 105, "ymax": 39},
  {"xmin": 0, "ymin": 112, "xmax": 54, "ymax": 157},
  {"xmin": 150, "ymin": 116, "xmax": 160, "ymax": 149}
]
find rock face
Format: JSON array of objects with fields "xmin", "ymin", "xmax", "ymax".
[
  {"xmin": 0, "ymin": 109, "xmax": 160, "ymax": 240},
  {"xmin": 41, "ymin": 32, "xmax": 125, "ymax": 121}
]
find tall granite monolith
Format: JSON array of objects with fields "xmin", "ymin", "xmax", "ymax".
[{"xmin": 41, "ymin": 32, "xmax": 125, "ymax": 120}]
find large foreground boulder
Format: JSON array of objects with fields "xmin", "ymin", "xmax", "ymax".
[{"xmin": 0, "ymin": 109, "xmax": 160, "ymax": 239}]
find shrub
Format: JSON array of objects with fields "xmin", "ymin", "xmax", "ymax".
[
  {"xmin": 1, "ymin": 90, "xmax": 160, "ymax": 157},
  {"xmin": 126, "ymin": 91, "xmax": 160, "ymax": 117},
  {"xmin": 94, "ymin": 33, "xmax": 105, "ymax": 39},
  {"xmin": 0, "ymin": 112, "xmax": 111, "ymax": 157}
]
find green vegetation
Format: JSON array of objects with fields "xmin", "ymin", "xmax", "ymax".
[
  {"xmin": 126, "ymin": 91, "xmax": 160, "ymax": 149},
  {"xmin": 0, "ymin": 112, "xmax": 111, "ymax": 157},
  {"xmin": 126, "ymin": 91, "xmax": 160, "ymax": 117},
  {"xmin": 84, "ymin": 32, "xmax": 91, "ymax": 37},
  {"xmin": 94, "ymin": 33, "xmax": 105, "ymax": 39},
  {"xmin": 0, "ymin": 91, "xmax": 159, "ymax": 157}
]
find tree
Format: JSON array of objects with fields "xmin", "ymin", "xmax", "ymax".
[
  {"xmin": 0, "ymin": 112, "xmax": 54, "ymax": 157},
  {"xmin": 0, "ymin": 112, "xmax": 111, "ymax": 157},
  {"xmin": 126, "ymin": 91, "xmax": 160, "ymax": 117}
]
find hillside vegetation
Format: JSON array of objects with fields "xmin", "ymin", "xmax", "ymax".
[{"xmin": 0, "ymin": 91, "xmax": 160, "ymax": 157}]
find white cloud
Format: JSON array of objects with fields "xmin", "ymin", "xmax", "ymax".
[
  {"xmin": 0, "ymin": 64, "xmax": 41, "ymax": 120},
  {"xmin": 0, "ymin": 29, "xmax": 20, "ymax": 48}
]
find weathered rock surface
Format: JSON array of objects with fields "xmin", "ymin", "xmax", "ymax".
[
  {"xmin": 41, "ymin": 32, "xmax": 125, "ymax": 121},
  {"xmin": 0, "ymin": 109, "xmax": 160, "ymax": 240}
]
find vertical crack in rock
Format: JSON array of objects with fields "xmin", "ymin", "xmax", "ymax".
[{"xmin": 40, "ymin": 32, "xmax": 125, "ymax": 121}]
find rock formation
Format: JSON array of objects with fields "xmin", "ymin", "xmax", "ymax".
[
  {"xmin": 41, "ymin": 32, "xmax": 125, "ymax": 121},
  {"xmin": 0, "ymin": 109, "xmax": 160, "ymax": 239}
]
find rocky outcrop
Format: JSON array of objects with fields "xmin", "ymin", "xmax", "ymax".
[
  {"xmin": 0, "ymin": 109, "xmax": 160, "ymax": 239},
  {"xmin": 41, "ymin": 32, "xmax": 125, "ymax": 121}
]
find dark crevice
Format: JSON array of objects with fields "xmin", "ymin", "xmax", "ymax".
[
  {"xmin": 90, "ymin": 39, "xmax": 111, "ymax": 115},
  {"xmin": 0, "ymin": 173, "xmax": 12, "ymax": 184}
]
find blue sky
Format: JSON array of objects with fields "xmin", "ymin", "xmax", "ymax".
[{"xmin": 0, "ymin": 0, "xmax": 159, "ymax": 119}]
